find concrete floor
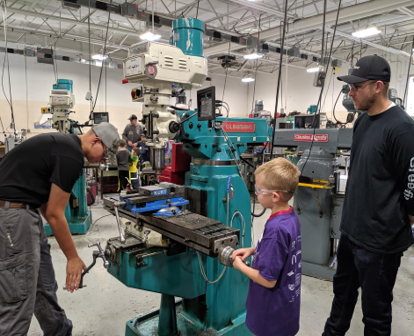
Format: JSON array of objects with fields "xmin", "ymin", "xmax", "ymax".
[{"xmin": 28, "ymin": 202, "xmax": 414, "ymax": 336}]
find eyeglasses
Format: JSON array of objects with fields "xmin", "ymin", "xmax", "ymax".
[
  {"xmin": 254, "ymin": 185, "xmax": 294, "ymax": 196},
  {"xmin": 348, "ymin": 81, "xmax": 377, "ymax": 92}
]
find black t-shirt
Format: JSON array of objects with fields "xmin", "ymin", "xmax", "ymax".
[
  {"xmin": 341, "ymin": 105, "xmax": 414, "ymax": 253},
  {"xmin": 0, "ymin": 133, "xmax": 84, "ymax": 208}
]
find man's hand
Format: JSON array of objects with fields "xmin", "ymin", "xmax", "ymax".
[
  {"xmin": 66, "ymin": 256, "xmax": 87, "ymax": 292},
  {"xmin": 43, "ymin": 184, "xmax": 85, "ymax": 293},
  {"xmin": 133, "ymin": 142, "xmax": 138, "ymax": 147},
  {"xmin": 232, "ymin": 247, "xmax": 255, "ymax": 261},
  {"xmin": 128, "ymin": 141, "xmax": 133, "ymax": 147},
  {"xmin": 409, "ymin": 215, "xmax": 414, "ymax": 226},
  {"xmin": 233, "ymin": 256, "xmax": 246, "ymax": 271}
]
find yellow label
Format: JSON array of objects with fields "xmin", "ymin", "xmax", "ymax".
[{"xmin": 41, "ymin": 107, "xmax": 47, "ymax": 113}]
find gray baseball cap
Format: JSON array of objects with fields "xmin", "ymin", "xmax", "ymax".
[{"xmin": 92, "ymin": 122, "xmax": 120, "ymax": 154}]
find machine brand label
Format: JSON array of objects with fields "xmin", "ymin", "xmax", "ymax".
[
  {"xmin": 150, "ymin": 189, "xmax": 168, "ymax": 196},
  {"xmin": 294, "ymin": 134, "xmax": 328, "ymax": 142},
  {"xmin": 223, "ymin": 122, "xmax": 255, "ymax": 132}
]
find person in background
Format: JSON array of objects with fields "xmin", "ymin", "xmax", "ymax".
[
  {"xmin": 323, "ymin": 54, "xmax": 414, "ymax": 336},
  {"xmin": 232, "ymin": 158, "xmax": 302, "ymax": 336},
  {"xmin": 138, "ymin": 134, "xmax": 150, "ymax": 167},
  {"xmin": 122, "ymin": 114, "xmax": 142, "ymax": 152},
  {"xmin": 116, "ymin": 139, "xmax": 130, "ymax": 191},
  {"xmin": 0, "ymin": 122, "xmax": 119, "ymax": 335},
  {"xmin": 129, "ymin": 147, "xmax": 140, "ymax": 190}
]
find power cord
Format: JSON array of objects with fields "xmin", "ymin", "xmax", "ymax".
[
  {"xmin": 196, "ymin": 251, "xmax": 227, "ymax": 284},
  {"xmin": 89, "ymin": 0, "xmax": 113, "ymax": 118},
  {"xmin": 300, "ymin": 0, "xmax": 342, "ymax": 176},
  {"xmin": 1, "ymin": 0, "xmax": 15, "ymax": 134}
]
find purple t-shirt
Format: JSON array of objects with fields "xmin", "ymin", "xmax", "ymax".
[{"xmin": 246, "ymin": 207, "xmax": 302, "ymax": 336}]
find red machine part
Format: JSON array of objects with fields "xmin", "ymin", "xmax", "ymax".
[{"xmin": 158, "ymin": 143, "xmax": 191, "ymax": 185}]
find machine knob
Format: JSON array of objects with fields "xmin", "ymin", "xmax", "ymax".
[{"xmin": 218, "ymin": 246, "xmax": 250, "ymax": 268}]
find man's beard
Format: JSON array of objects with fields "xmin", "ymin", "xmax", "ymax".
[{"xmin": 353, "ymin": 92, "xmax": 377, "ymax": 111}]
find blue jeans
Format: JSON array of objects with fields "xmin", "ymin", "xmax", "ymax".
[{"xmin": 323, "ymin": 234, "xmax": 403, "ymax": 336}]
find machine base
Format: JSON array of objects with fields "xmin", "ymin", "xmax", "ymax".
[
  {"xmin": 126, "ymin": 302, "xmax": 250, "ymax": 336},
  {"xmin": 302, "ymin": 261, "xmax": 336, "ymax": 281},
  {"xmin": 44, "ymin": 212, "xmax": 92, "ymax": 236}
]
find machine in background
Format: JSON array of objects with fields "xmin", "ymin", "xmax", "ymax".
[
  {"xmin": 41, "ymin": 79, "xmax": 92, "ymax": 235},
  {"xmin": 274, "ymin": 128, "xmax": 352, "ymax": 280},
  {"xmin": 103, "ymin": 18, "xmax": 270, "ymax": 336}
]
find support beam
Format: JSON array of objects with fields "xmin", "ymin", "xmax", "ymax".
[{"xmin": 203, "ymin": 0, "xmax": 414, "ymax": 55}]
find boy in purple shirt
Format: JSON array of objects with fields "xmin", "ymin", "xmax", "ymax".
[{"xmin": 232, "ymin": 158, "xmax": 302, "ymax": 336}]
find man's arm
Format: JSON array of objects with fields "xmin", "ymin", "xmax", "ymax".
[
  {"xmin": 122, "ymin": 125, "xmax": 129, "ymax": 142},
  {"xmin": 41, "ymin": 184, "xmax": 86, "ymax": 292},
  {"xmin": 233, "ymin": 257, "xmax": 277, "ymax": 288}
]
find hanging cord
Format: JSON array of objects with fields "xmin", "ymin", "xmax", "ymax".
[
  {"xmin": 52, "ymin": 37, "xmax": 59, "ymax": 85},
  {"xmin": 270, "ymin": 0, "xmax": 289, "ymax": 160},
  {"xmin": 249, "ymin": 13, "xmax": 263, "ymax": 114},
  {"xmin": 300, "ymin": 0, "xmax": 341, "ymax": 176},
  {"xmin": 403, "ymin": 35, "xmax": 414, "ymax": 108},
  {"xmin": 90, "ymin": 0, "xmax": 112, "ymax": 118},
  {"xmin": 88, "ymin": 0, "xmax": 92, "ymax": 112},
  {"xmin": 196, "ymin": 251, "xmax": 227, "ymax": 284},
  {"xmin": 1, "ymin": 0, "xmax": 15, "ymax": 134},
  {"xmin": 196, "ymin": 0, "xmax": 200, "ymax": 19}
]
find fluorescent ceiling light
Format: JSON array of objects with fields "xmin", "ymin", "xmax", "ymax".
[
  {"xmin": 306, "ymin": 67, "xmax": 319, "ymax": 73},
  {"xmin": 140, "ymin": 32, "xmax": 161, "ymax": 41},
  {"xmin": 242, "ymin": 77, "xmax": 255, "ymax": 83},
  {"xmin": 244, "ymin": 53, "xmax": 263, "ymax": 60},
  {"xmin": 92, "ymin": 54, "xmax": 108, "ymax": 61},
  {"xmin": 352, "ymin": 27, "xmax": 381, "ymax": 39}
]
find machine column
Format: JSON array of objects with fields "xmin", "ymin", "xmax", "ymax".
[{"xmin": 158, "ymin": 294, "xmax": 179, "ymax": 336}]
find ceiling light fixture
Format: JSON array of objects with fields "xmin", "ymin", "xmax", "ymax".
[
  {"xmin": 91, "ymin": 54, "xmax": 108, "ymax": 61},
  {"xmin": 352, "ymin": 27, "xmax": 382, "ymax": 39},
  {"xmin": 306, "ymin": 67, "xmax": 320, "ymax": 73},
  {"xmin": 242, "ymin": 76, "xmax": 255, "ymax": 83},
  {"xmin": 244, "ymin": 53, "xmax": 263, "ymax": 60},
  {"xmin": 140, "ymin": 32, "xmax": 161, "ymax": 41}
]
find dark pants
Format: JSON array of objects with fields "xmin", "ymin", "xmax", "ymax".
[
  {"xmin": 323, "ymin": 235, "xmax": 403, "ymax": 336},
  {"xmin": 118, "ymin": 170, "xmax": 129, "ymax": 190},
  {"xmin": 0, "ymin": 205, "xmax": 72, "ymax": 335},
  {"xmin": 130, "ymin": 172, "xmax": 140, "ymax": 189}
]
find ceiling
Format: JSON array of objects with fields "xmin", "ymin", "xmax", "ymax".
[{"xmin": 1, "ymin": 0, "xmax": 414, "ymax": 78}]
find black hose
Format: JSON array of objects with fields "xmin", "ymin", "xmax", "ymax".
[
  {"xmin": 87, "ymin": 186, "xmax": 95, "ymax": 206},
  {"xmin": 251, "ymin": 196, "xmax": 266, "ymax": 217}
]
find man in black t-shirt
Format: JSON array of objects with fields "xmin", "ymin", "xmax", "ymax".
[
  {"xmin": 323, "ymin": 55, "xmax": 414, "ymax": 336},
  {"xmin": 0, "ymin": 122, "xmax": 119, "ymax": 335}
]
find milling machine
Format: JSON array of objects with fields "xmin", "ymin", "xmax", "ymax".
[
  {"xmin": 41, "ymin": 79, "xmax": 92, "ymax": 235},
  {"xmin": 102, "ymin": 18, "xmax": 269, "ymax": 336}
]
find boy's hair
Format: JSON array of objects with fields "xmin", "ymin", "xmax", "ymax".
[
  {"xmin": 132, "ymin": 147, "xmax": 140, "ymax": 155},
  {"xmin": 254, "ymin": 158, "xmax": 300, "ymax": 201},
  {"xmin": 119, "ymin": 139, "xmax": 126, "ymax": 147}
]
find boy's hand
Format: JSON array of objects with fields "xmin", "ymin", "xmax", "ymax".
[
  {"xmin": 232, "ymin": 247, "xmax": 255, "ymax": 261},
  {"xmin": 233, "ymin": 256, "xmax": 245, "ymax": 271}
]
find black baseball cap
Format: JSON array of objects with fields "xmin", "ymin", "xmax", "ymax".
[
  {"xmin": 337, "ymin": 54, "xmax": 391, "ymax": 84},
  {"xmin": 128, "ymin": 114, "xmax": 137, "ymax": 120}
]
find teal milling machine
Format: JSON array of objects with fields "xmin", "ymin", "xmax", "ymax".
[
  {"xmin": 42, "ymin": 79, "xmax": 92, "ymax": 235},
  {"xmin": 101, "ymin": 18, "xmax": 270, "ymax": 335}
]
